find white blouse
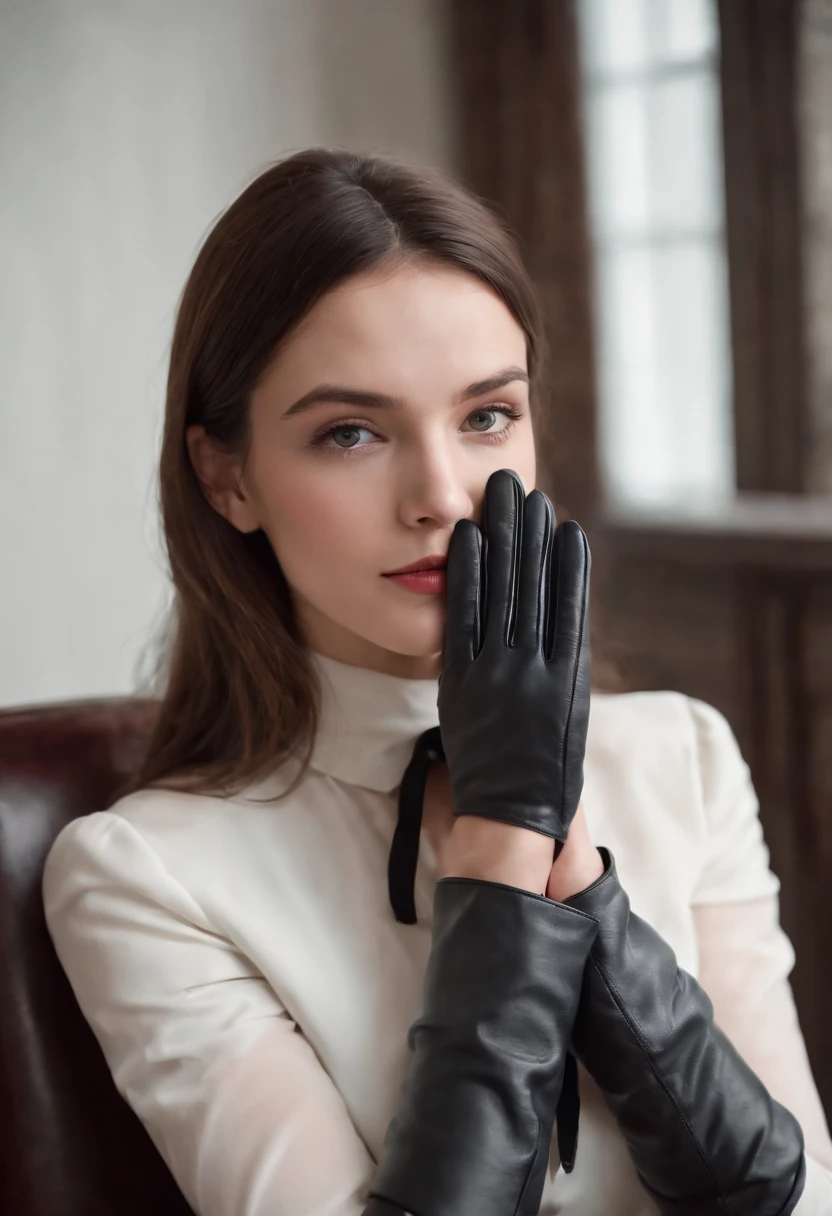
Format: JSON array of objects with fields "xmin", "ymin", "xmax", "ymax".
[{"xmin": 42, "ymin": 650, "xmax": 832, "ymax": 1215}]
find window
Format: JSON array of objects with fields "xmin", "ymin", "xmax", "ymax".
[{"xmin": 576, "ymin": 0, "xmax": 734, "ymax": 508}]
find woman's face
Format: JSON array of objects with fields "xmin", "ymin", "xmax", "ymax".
[{"xmin": 189, "ymin": 260, "xmax": 536, "ymax": 679}]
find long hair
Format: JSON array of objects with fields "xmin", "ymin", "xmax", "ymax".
[{"xmin": 116, "ymin": 147, "xmax": 620, "ymax": 805}]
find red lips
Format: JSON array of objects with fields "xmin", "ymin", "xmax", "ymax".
[{"xmin": 383, "ymin": 554, "xmax": 448, "ymax": 576}]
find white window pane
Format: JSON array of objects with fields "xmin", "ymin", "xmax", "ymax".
[
  {"xmin": 651, "ymin": 242, "xmax": 734, "ymax": 499},
  {"xmin": 653, "ymin": 0, "xmax": 719, "ymax": 63},
  {"xmin": 595, "ymin": 247, "xmax": 670, "ymax": 505},
  {"xmin": 578, "ymin": 0, "xmax": 733, "ymax": 507},
  {"xmin": 578, "ymin": 0, "xmax": 718, "ymax": 76},
  {"xmin": 595, "ymin": 243, "xmax": 734, "ymax": 507},
  {"xmin": 584, "ymin": 69, "xmax": 723, "ymax": 240},
  {"xmin": 583, "ymin": 83, "xmax": 652, "ymax": 238},
  {"xmin": 649, "ymin": 69, "xmax": 724, "ymax": 233},
  {"xmin": 578, "ymin": 0, "xmax": 652, "ymax": 76}
]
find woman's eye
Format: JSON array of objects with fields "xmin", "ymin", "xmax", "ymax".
[
  {"xmin": 322, "ymin": 424, "xmax": 375, "ymax": 451},
  {"xmin": 461, "ymin": 404, "xmax": 524, "ymax": 443},
  {"xmin": 464, "ymin": 407, "xmax": 518, "ymax": 435}
]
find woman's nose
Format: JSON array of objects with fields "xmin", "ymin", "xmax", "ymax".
[{"xmin": 397, "ymin": 451, "xmax": 477, "ymax": 530}]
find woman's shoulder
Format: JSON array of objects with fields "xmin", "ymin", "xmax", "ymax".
[
  {"xmin": 591, "ymin": 690, "xmax": 695, "ymax": 734},
  {"xmin": 588, "ymin": 687, "xmax": 696, "ymax": 754},
  {"xmin": 586, "ymin": 689, "xmax": 776, "ymax": 901},
  {"xmin": 588, "ymin": 687, "xmax": 744, "ymax": 781},
  {"xmin": 42, "ymin": 763, "xmax": 310, "ymax": 909},
  {"xmin": 42, "ymin": 788, "xmax": 210, "ymax": 903},
  {"xmin": 45, "ymin": 784, "xmax": 217, "ymax": 865},
  {"xmin": 585, "ymin": 688, "xmax": 751, "ymax": 843}
]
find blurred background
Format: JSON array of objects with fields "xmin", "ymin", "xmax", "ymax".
[{"xmin": 2, "ymin": 0, "xmax": 830, "ymax": 1108}]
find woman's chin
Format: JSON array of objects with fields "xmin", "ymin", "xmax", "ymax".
[{"xmin": 382, "ymin": 606, "xmax": 446, "ymax": 660}]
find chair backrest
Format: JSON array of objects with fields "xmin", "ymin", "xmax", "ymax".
[{"xmin": 0, "ymin": 697, "xmax": 194, "ymax": 1216}]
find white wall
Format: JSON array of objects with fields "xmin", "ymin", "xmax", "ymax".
[{"xmin": 1, "ymin": 0, "xmax": 458, "ymax": 707}]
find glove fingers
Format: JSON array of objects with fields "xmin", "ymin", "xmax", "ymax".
[
  {"xmin": 512, "ymin": 489, "xmax": 555, "ymax": 652},
  {"xmin": 443, "ymin": 518, "xmax": 483, "ymax": 668},
  {"xmin": 480, "ymin": 468, "xmax": 524, "ymax": 652},
  {"xmin": 545, "ymin": 521, "xmax": 591, "ymax": 667}
]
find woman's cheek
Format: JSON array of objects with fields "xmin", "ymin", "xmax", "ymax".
[{"xmin": 271, "ymin": 485, "xmax": 374, "ymax": 567}]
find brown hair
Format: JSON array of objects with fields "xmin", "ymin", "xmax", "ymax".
[{"xmin": 116, "ymin": 147, "xmax": 619, "ymax": 806}]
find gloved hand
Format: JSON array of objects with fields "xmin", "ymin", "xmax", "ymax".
[
  {"xmin": 388, "ymin": 467, "xmax": 592, "ymax": 925},
  {"xmin": 439, "ymin": 467, "xmax": 591, "ymax": 845}
]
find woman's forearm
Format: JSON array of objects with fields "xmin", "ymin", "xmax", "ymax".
[
  {"xmin": 564, "ymin": 848, "xmax": 806, "ymax": 1216},
  {"xmin": 365, "ymin": 875, "xmax": 598, "ymax": 1216}
]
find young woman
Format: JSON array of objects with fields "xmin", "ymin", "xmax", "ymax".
[{"xmin": 42, "ymin": 149, "xmax": 832, "ymax": 1215}]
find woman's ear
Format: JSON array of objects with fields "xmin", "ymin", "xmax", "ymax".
[{"xmin": 185, "ymin": 425, "xmax": 261, "ymax": 533}]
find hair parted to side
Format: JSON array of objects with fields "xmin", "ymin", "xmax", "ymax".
[{"xmin": 115, "ymin": 146, "xmax": 619, "ymax": 807}]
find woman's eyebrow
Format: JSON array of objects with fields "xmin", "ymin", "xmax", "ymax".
[{"xmin": 280, "ymin": 366, "xmax": 530, "ymax": 420}]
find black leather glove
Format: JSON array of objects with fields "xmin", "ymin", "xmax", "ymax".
[
  {"xmin": 388, "ymin": 468, "xmax": 592, "ymax": 925},
  {"xmin": 365, "ymin": 876, "xmax": 599, "ymax": 1216},
  {"xmin": 564, "ymin": 848, "xmax": 807, "ymax": 1215},
  {"xmin": 439, "ymin": 467, "xmax": 591, "ymax": 844}
]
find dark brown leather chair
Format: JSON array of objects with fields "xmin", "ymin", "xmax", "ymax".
[{"xmin": 0, "ymin": 698, "xmax": 194, "ymax": 1215}]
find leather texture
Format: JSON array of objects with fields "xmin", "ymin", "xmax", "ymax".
[
  {"xmin": 565, "ymin": 847, "xmax": 807, "ymax": 1215},
  {"xmin": 362, "ymin": 1200, "xmax": 418, "ymax": 1216},
  {"xmin": 368, "ymin": 875, "xmax": 599, "ymax": 1216},
  {"xmin": 0, "ymin": 697, "xmax": 194, "ymax": 1216},
  {"xmin": 438, "ymin": 468, "xmax": 591, "ymax": 844}
]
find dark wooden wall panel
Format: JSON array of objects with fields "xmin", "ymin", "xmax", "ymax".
[
  {"xmin": 718, "ymin": 0, "xmax": 808, "ymax": 493},
  {"xmin": 590, "ymin": 549, "xmax": 740, "ymax": 713}
]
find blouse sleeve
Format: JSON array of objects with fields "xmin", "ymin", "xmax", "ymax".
[
  {"xmin": 42, "ymin": 810, "xmax": 377, "ymax": 1216},
  {"xmin": 686, "ymin": 696, "xmax": 832, "ymax": 1212},
  {"xmin": 687, "ymin": 696, "xmax": 781, "ymax": 906}
]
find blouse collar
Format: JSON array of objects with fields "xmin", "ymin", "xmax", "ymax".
[{"xmin": 305, "ymin": 649, "xmax": 441, "ymax": 794}]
